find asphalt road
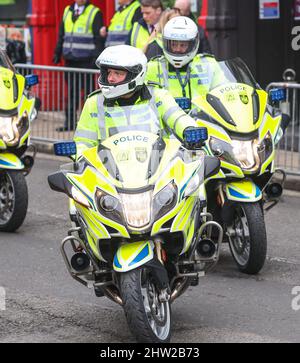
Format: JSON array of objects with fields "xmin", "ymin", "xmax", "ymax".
[{"xmin": 0, "ymin": 156, "xmax": 299, "ymax": 343}]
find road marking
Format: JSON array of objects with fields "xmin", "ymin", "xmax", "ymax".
[{"xmin": 267, "ymin": 255, "xmax": 299, "ymax": 265}]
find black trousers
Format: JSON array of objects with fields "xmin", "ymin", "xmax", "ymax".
[{"xmin": 64, "ymin": 60, "xmax": 95, "ymax": 130}]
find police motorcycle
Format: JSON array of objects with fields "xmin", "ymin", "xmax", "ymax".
[
  {"xmin": 48, "ymin": 112, "xmax": 223, "ymax": 343},
  {"xmin": 190, "ymin": 57, "xmax": 287, "ymax": 275},
  {"xmin": 0, "ymin": 49, "xmax": 39, "ymax": 232}
]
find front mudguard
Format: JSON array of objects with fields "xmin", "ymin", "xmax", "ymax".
[
  {"xmin": 225, "ymin": 180, "xmax": 262, "ymax": 202},
  {"xmin": 0, "ymin": 153, "xmax": 24, "ymax": 170},
  {"xmin": 113, "ymin": 241, "xmax": 154, "ymax": 273},
  {"xmin": 113, "ymin": 241, "xmax": 169, "ymax": 290},
  {"xmin": 219, "ymin": 180, "xmax": 262, "ymax": 225}
]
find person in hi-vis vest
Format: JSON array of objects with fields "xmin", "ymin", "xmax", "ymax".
[
  {"xmin": 73, "ymin": 45, "xmax": 199, "ymax": 158},
  {"xmin": 53, "ymin": 0, "xmax": 105, "ymax": 132},
  {"xmin": 101, "ymin": 0, "xmax": 142, "ymax": 48},
  {"xmin": 126, "ymin": 0, "xmax": 163, "ymax": 51}
]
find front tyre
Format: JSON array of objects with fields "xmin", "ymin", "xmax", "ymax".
[
  {"xmin": 0, "ymin": 171, "xmax": 28, "ymax": 232},
  {"xmin": 120, "ymin": 268, "xmax": 171, "ymax": 343},
  {"xmin": 227, "ymin": 202, "xmax": 267, "ymax": 275}
]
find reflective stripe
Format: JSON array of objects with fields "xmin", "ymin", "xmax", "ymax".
[
  {"xmin": 148, "ymin": 87, "xmax": 160, "ymax": 121},
  {"xmin": 74, "ymin": 129, "xmax": 98, "ymax": 140},
  {"xmin": 123, "ymin": 3, "xmax": 137, "ymax": 31},
  {"xmin": 173, "ymin": 114, "xmax": 184, "ymax": 131},
  {"xmin": 163, "ymin": 106, "xmax": 180, "ymax": 122},
  {"xmin": 63, "ymin": 7, "xmax": 71, "ymax": 22},
  {"xmin": 105, "ymin": 110, "xmax": 125, "ymax": 118},
  {"xmin": 97, "ymin": 94, "xmax": 107, "ymax": 140},
  {"xmin": 160, "ymin": 61, "xmax": 169, "ymax": 89},
  {"xmin": 76, "ymin": 141, "xmax": 95, "ymax": 147},
  {"xmin": 63, "ymin": 43, "xmax": 96, "ymax": 50},
  {"xmin": 65, "ymin": 32, "xmax": 94, "ymax": 38},
  {"xmin": 86, "ymin": 7, "xmax": 98, "ymax": 33},
  {"xmin": 132, "ymin": 23, "xmax": 141, "ymax": 47},
  {"xmin": 105, "ymin": 31, "xmax": 130, "ymax": 46},
  {"xmin": 130, "ymin": 105, "xmax": 150, "ymax": 115}
]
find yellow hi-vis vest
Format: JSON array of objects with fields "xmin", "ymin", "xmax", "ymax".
[
  {"xmin": 130, "ymin": 22, "xmax": 150, "ymax": 49},
  {"xmin": 62, "ymin": 4, "xmax": 100, "ymax": 60},
  {"xmin": 146, "ymin": 55, "xmax": 226, "ymax": 111},
  {"xmin": 73, "ymin": 87, "xmax": 197, "ymax": 156},
  {"xmin": 106, "ymin": 0, "xmax": 140, "ymax": 47}
]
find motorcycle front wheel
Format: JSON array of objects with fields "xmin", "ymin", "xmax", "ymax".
[
  {"xmin": 227, "ymin": 202, "xmax": 267, "ymax": 275},
  {"xmin": 120, "ymin": 268, "xmax": 171, "ymax": 343},
  {"xmin": 0, "ymin": 171, "xmax": 28, "ymax": 232}
]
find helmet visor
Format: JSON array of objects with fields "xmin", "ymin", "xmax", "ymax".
[
  {"xmin": 98, "ymin": 64, "xmax": 143, "ymax": 87},
  {"xmin": 163, "ymin": 38, "xmax": 197, "ymax": 57}
]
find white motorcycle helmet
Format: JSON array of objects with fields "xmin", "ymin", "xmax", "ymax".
[
  {"xmin": 162, "ymin": 16, "xmax": 199, "ymax": 68},
  {"xmin": 96, "ymin": 45, "xmax": 147, "ymax": 99}
]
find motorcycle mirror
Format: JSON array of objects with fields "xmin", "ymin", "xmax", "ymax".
[
  {"xmin": 54, "ymin": 141, "xmax": 77, "ymax": 158},
  {"xmin": 269, "ymin": 88, "xmax": 286, "ymax": 103},
  {"xmin": 183, "ymin": 127, "xmax": 208, "ymax": 150},
  {"xmin": 204, "ymin": 156, "xmax": 220, "ymax": 179},
  {"xmin": 25, "ymin": 74, "xmax": 39, "ymax": 88}
]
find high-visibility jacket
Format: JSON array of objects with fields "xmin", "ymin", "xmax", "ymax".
[
  {"xmin": 62, "ymin": 4, "xmax": 100, "ymax": 60},
  {"xmin": 146, "ymin": 54, "xmax": 226, "ymax": 111},
  {"xmin": 106, "ymin": 0, "xmax": 140, "ymax": 47},
  {"xmin": 130, "ymin": 22, "xmax": 150, "ymax": 49},
  {"xmin": 74, "ymin": 86, "xmax": 197, "ymax": 156}
]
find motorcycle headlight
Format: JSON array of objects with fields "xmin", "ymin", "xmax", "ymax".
[
  {"xmin": 209, "ymin": 137, "xmax": 238, "ymax": 165},
  {"xmin": 0, "ymin": 113, "xmax": 29, "ymax": 147},
  {"xmin": 231, "ymin": 139, "xmax": 260, "ymax": 171},
  {"xmin": 153, "ymin": 182, "xmax": 177, "ymax": 220},
  {"xmin": 96, "ymin": 188, "xmax": 123, "ymax": 224},
  {"xmin": 120, "ymin": 191, "xmax": 152, "ymax": 229}
]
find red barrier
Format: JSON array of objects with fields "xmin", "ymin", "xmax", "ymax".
[
  {"xmin": 26, "ymin": 0, "xmax": 116, "ymax": 110},
  {"xmin": 198, "ymin": 0, "xmax": 208, "ymax": 35}
]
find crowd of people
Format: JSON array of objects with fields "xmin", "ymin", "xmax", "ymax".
[{"xmin": 52, "ymin": 0, "xmax": 212, "ymax": 132}]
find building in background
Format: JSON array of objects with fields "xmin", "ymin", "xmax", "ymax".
[
  {"xmin": 1, "ymin": 0, "xmax": 299, "ymax": 87},
  {"xmin": 199, "ymin": 0, "xmax": 300, "ymax": 87}
]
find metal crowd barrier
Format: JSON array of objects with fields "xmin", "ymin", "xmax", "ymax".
[
  {"xmin": 266, "ymin": 79, "xmax": 300, "ymax": 176},
  {"xmin": 14, "ymin": 64, "xmax": 300, "ymax": 176},
  {"xmin": 15, "ymin": 63, "xmax": 99, "ymax": 143}
]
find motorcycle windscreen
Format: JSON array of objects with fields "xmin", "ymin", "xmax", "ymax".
[
  {"xmin": 0, "ymin": 67, "xmax": 24, "ymax": 115},
  {"xmin": 191, "ymin": 57, "xmax": 268, "ymax": 133},
  {"xmin": 98, "ymin": 104, "xmax": 168, "ymax": 189}
]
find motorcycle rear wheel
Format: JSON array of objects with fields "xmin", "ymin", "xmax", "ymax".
[
  {"xmin": 227, "ymin": 202, "xmax": 267, "ymax": 275},
  {"xmin": 0, "ymin": 171, "xmax": 28, "ymax": 232},
  {"xmin": 120, "ymin": 268, "xmax": 171, "ymax": 343}
]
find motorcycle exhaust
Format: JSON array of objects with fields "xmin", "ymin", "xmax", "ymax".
[
  {"xmin": 265, "ymin": 182, "xmax": 283, "ymax": 200},
  {"xmin": 70, "ymin": 252, "xmax": 91, "ymax": 272},
  {"xmin": 196, "ymin": 238, "xmax": 217, "ymax": 259}
]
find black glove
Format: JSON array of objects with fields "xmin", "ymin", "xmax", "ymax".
[{"xmin": 52, "ymin": 54, "xmax": 61, "ymax": 64}]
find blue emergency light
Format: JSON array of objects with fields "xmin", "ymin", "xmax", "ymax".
[
  {"xmin": 175, "ymin": 97, "xmax": 191, "ymax": 111},
  {"xmin": 183, "ymin": 127, "xmax": 208, "ymax": 144},
  {"xmin": 25, "ymin": 74, "xmax": 39, "ymax": 87},
  {"xmin": 269, "ymin": 88, "xmax": 286, "ymax": 102},
  {"xmin": 54, "ymin": 141, "xmax": 77, "ymax": 156}
]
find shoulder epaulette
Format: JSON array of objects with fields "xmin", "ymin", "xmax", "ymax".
[
  {"xmin": 200, "ymin": 53, "xmax": 215, "ymax": 58},
  {"xmin": 88, "ymin": 89, "xmax": 102, "ymax": 98},
  {"xmin": 146, "ymin": 81, "xmax": 163, "ymax": 88}
]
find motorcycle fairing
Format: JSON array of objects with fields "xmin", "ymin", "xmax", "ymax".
[
  {"xmin": 193, "ymin": 84, "xmax": 268, "ymax": 134},
  {"xmin": 0, "ymin": 67, "xmax": 25, "ymax": 112},
  {"xmin": 258, "ymin": 112, "xmax": 282, "ymax": 176},
  {"xmin": 0, "ymin": 153, "xmax": 23, "ymax": 170},
  {"xmin": 113, "ymin": 241, "xmax": 154, "ymax": 272},
  {"xmin": 225, "ymin": 180, "xmax": 262, "ymax": 202}
]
